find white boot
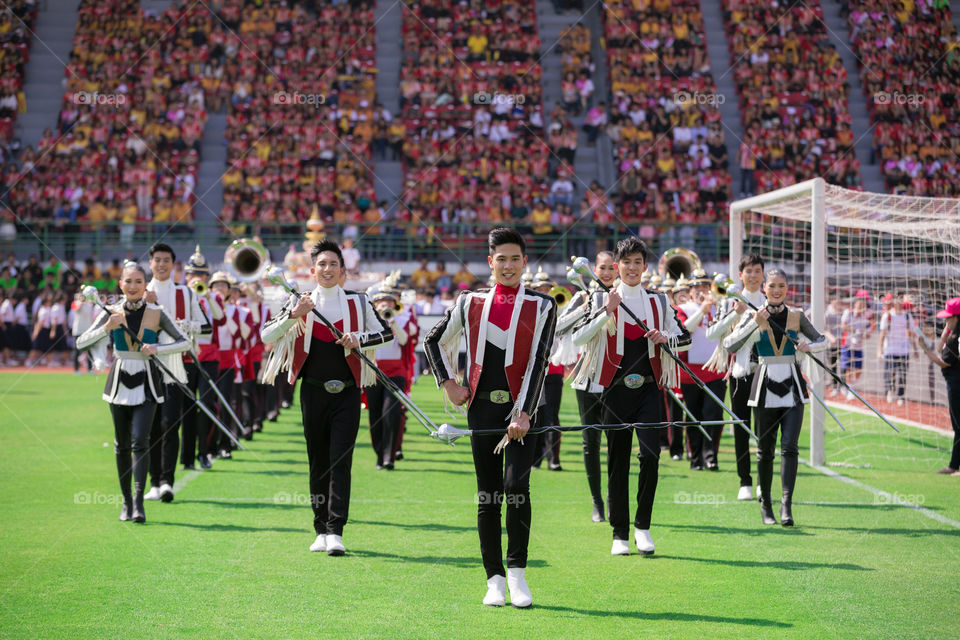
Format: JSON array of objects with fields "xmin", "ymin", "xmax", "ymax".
[
  {"xmin": 737, "ymin": 485, "xmax": 753, "ymax": 501},
  {"xmin": 309, "ymin": 534, "xmax": 326, "ymax": 552},
  {"xmin": 483, "ymin": 575, "xmax": 506, "ymax": 607},
  {"xmin": 611, "ymin": 539, "xmax": 630, "ymax": 555},
  {"xmin": 507, "ymin": 568, "xmax": 532, "ymax": 608},
  {"xmin": 144, "ymin": 486, "xmax": 162, "ymax": 501},
  {"xmin": 634, "ymin": 528, "xmax": 655, "ymax": 555},
  {"xmin": 325, "ymin": 534, "xmax": 345, "ymax": 556}
]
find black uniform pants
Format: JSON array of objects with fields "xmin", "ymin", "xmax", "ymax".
[
  {"xmin": 300, "ymin": 383, "xmax": 362, "ymax": 536},
  {"xmin": 602, "ymin": 383, "xmax": 663, "ymax": 539},
  {"xmin": 666, "ymin": 390, "xmax": 687, "ymax": 459},
  {"xmin": 182, "ymin": 360, "xmax": 219, "ymax": 463},
  {"xmin": 731, "ymin": 374, "xmax": 755, "ymax": 487},
  {"xmin": 367, "ymin": 376, "xmax": 406, "ymax": 467},
  {"xmin": 216, "ymin": 367, "xmax": 238, "ymax": 449},
  {"xmin": 534, "ymin": 373, "xmax": 563, "ymax": 466},
  {"xmin": 576, "ymin": 389, "xmax": 604, "ymax": 506},
  {"xmin": 111, "ymin": 402, "xmax": 155, "ymax": 500},
  {"xmin": 755, "ymin": 403, "xmax": 803, "ymax": 503},
  {"xmin": 149, "ymin": 382, "xmax": 183, "ymax": 487},
  {"xmin": 469, "ymin": 397, "xmax": 537, "ymax": 579},
  {"xmin": 682, "ymin": 379, "xmax": 726, "ymax": 469}
]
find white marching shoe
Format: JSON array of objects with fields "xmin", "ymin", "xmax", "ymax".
[
  {"xmin": 309, "ymin": 534, "xmax": 327, "ymax": 552},
  {"xmin": 483, "ymin": 575, "xmax": 506, "ymax": 607},
  {"xmin": 159, "ymin": 483, "xmax": 174, "ymax": 503},
  {"xmin": 507, "ymin": 568, "xmax": 532, "ymax": 608},
  {"xmin": 144, "ymin": 486, "xmax": 162, "ymax": 501},
  {"xmin": 634, "ymin": 528, "xmax": 655, "ymax": 555},
  {"xmin": 611, "ymin": 539, "xmax": 630, "ymax": 555},
  {"xmin": 325, "ymin": 534, "xmax": 345, "ymax": 556},
  {"xmin": 737, "ymin": 485, "xmax": 754, "ymax": 501}
]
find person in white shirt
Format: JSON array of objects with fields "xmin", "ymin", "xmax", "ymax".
[
  {"xmin": 877, "ymin": 295, "xmax": 917, "ymax": 406},
  {"xmin": 840, "ymin": 292, "xmax": 873, "ymax": 400},
  {"xmin": 143, "ymin": 243, "xmax": 206, "ymax": 503},
  {"xmin": 705, "ymin": 254, "xmax": 766, "ymax": 500}
]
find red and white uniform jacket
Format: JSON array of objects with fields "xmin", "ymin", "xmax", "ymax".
[
  {"xmin": 676, "ymin": 300, "xmax": 723, "ymax": 384},
  {"xmin": 572, "ymin": 282, "xmax": 691, "ymax": 389},
  {"xmin": 195, "ymin": 291, "xmax": 225, "ymax": 364},
  {"xmin": 217, "ymin": 302, "xmax": 251, "ymax": 372},
  {"xmin": 147, "ymin": 277, "xmax": 209, "ymax": 382},
  {"xmin": 261, "ymin": 285, "xmax": 393, "ymax": 386},
  {"xmin": 423, "ymin": 284, "xmax": 557, "ymax": 417}
]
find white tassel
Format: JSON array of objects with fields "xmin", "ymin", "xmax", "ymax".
[
  {"xmin": 359, "ymin": 349, "xmax": 377, "ymax": 387},
  {"xmin": 658, "ymin": 336, "xmax": 681, "ymax": 389},
  {"xmin": 703, "ymin": 341, "xmax": 729, "ymax": 374},
  {"xmin": 262, "ymin": 317, "xmax": 305, "ymax": 384}
]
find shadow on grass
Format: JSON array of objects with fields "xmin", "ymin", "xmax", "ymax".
[
  {"xmin": 153, "ymin": 520, "xmax": 304, "ymax": 533},
  {"xmin": 390, "ymin": 466, "xmax": 475, "ymax": 476},
  {"xmin": 661, "ymin": 523, "xmax": 814, "ymax": 537},
  {"xmin": 237, "ymin": 458, "xmax": 303, "ymax": 465},
  {"xmin": 657, "ymin": 554, "xmax": 873, "ymax": 571},
  {"xmin": 352, "ymin": 518, "xmax": 474, "ymax": 533},
  {"xmin": 801, "ymin": 525, "xmax": 960, "ymax": 537},
  {"xmin": 177, "ymin": 499, "xmax": 301, "ymax": 510},
  {"xmin": 350, "ymin": 549, "xmax": 548, "ymax": 568},
  {"xmin": 533, "ymin": 605, "xmax": 791, "ymax": 627}
]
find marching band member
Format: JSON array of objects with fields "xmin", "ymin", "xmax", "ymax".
[
  {"xmin": 566, "ymin": 250, "xmax": 618, "ymax": 522},
  {"xmin": 676, "ymin": 270, "xmax": 724, "ymax": 471},
  {"xmin": 243, "ymin": 283, "xmax": 271, "ymax": 434},
  {"xmin": 144, "ymin": 243, "xmax": 207, "ymax": 503},
  {"xmin": 182, "ymin": 247, "xmax": 223, "ymax": 470},
  {"xmin": 366, "ymin": 275, "xmax": 410, "ymax": 470},
  {"xmin": 261, "ymin": 240, "xmax": 393, "ymax": 556},
  {"xmin": 77, "ymin": 262, "xmax": 190, "ymax": 523},
  {"xmin": 237, "ymin": 284, "xmax": 265, "ymax": 438},
  {"xmin": 391, "ymin": 289, "xmax": 419, "ymax": 462},
  {"xmin": 704, "ymin": 254, "xmax": 766, "ymax": 500},
  {"xmin": 209, "ymin": 271, "xmax": 248, "ymax": 458},
  {"xmin": 723, "ymin": 269, "xmax": 827, "ymax": 526},
  {"xmin": 573, "ymin": 237, "xmax": 690, "ymax": 556},
  {"xmin": 531, "ymin": 267, "xmax": 564, "ymax": 471},
  {"xmin": 666, "ymin": 276, "xmax": 693, "ymax": 462},
  {"xmin": 424, "ymin": 228, "xmax": 556, "ymax": 609}
]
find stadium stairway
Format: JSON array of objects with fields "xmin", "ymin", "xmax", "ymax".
[
  {"xmin": 700, "ymin": 0, "xmax": 744, "ymax": 198},
  {"xmin": 536, "ymin": 1, "xmax": 615, "ymax": 198},
  {"xmin": 373, "ymin": 0, "xmax": 404, "ymax": 214},
  {"xmin": 821, "ymin": 0, "xmax": 886, "ymax": 193},
  {"xmin": 16, "ymin": 0, "xmax": 80, "ymax": 149},
  {"xmin": 194, "ymin": 112, "xmax": 227, "ymax": 243}
]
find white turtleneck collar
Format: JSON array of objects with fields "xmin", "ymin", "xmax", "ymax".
[
  {"xmin": 742, "ymin": 287, "xmax": 766, "ymax": 305},
  {"xmin": 151, "ymin": 277, "xmax": 172, "ymax": 288},
  {"xmin": 620, "ymin": 281, "xmax": 646, "ymax": 298},
  {"xmin": 317, "ymin": 284, "xmax": 340, "ymax": 299}
]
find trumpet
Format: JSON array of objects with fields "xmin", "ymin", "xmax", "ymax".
[
  {"xmin": 712, "ymin": 273, "xmax": 748, "ymax": 304},
  {"xmin": 549, "ymin": 285, "xmax": 571, "ymax": 307},
  {"xmin": 379, "ymin": 302, "xmax": 404, "ymax": 322},
  {"xmin": 189, "ymin": 279, "xmax": 208, "ymax": 296}
]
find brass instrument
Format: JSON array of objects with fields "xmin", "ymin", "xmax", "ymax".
[
  {"xmin": 379, "ymin": 302, "xmax": 404, "ymax": 322},
  {"xmin": 711, "ymin": 273, "xmax": 748, "ymax": 304},
  {"xmin": 549, "ymin": 285, "xmax": 571, "ymax": 307},
  {"xmin": 189, "ymin": 279, "xmax": 208, "ymax": 296},
  {"xmin": 225, "ymin": 238, "xmax": 271, "ymax": 283},
  {"xmin": 658, "ymin": 247, "xmax": 702, "ymax": 281}
]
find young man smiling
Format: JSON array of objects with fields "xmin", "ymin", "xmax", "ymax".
[
  {"xmin": 705, "ymin": 254, "xmax": 766, "ymax": 500},
  {"xmin": 573, "ymin": 236, "xmax": 690, "ymax": 556},
  {"xmin": 424, "ymin": 227, "xmax": 557, "ymax": 609},
  {"xmin": 261, "ymin": 240, "xmax": 393, "ymax": 556}
]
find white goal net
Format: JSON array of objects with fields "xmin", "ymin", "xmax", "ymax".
[{"xmin": 729, "ymin": 178, "xmax": 959, "ymax": 470}]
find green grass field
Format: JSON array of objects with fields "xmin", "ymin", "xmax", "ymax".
[{"xmin": 1, "ymin": 372, "xmax": 957, "ymax": 639}]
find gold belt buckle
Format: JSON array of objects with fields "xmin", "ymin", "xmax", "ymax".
[
  {"xmin": 624, "ymin": 374, "xmax": 645, "ymax": 389},
  {"xmin": 323, "ymin": 379, "xmax": 346, "ymax": 394},
  {"xmin": 489, "ymin": 389, "xmax": 511, "ymax": 404}
]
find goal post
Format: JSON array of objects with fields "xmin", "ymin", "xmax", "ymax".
[{"xmin": 728, "ymin": 178, "xmax": 960, "ymax": 467}]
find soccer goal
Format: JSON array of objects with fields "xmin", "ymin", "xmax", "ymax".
[{"xmin": 729, "ymin": 178, "xmax": 960, "ymax": 469}]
